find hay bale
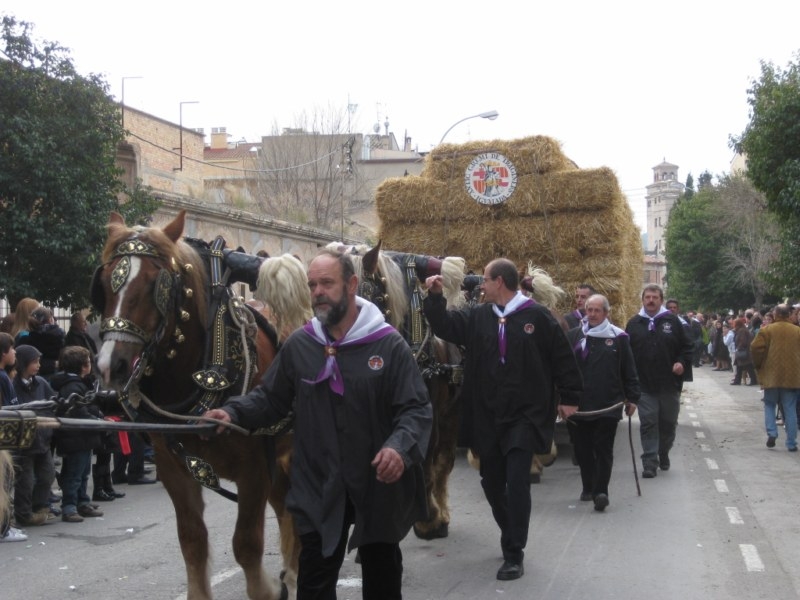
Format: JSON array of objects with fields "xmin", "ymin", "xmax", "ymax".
[
  {"xmin": 377, "ymin": 136, "xmax": 645, "ymax": 326},
  {"xmin": 422, "ymin": 136, "xmax": 577, "ymax": 181},
  {"xmin": 376, "ymin": 167, "xmax": 623, "ymax": 225}
]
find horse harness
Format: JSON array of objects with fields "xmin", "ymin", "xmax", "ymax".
[
  {"xmin": 361, "ymin": 253, "xmax": 464, "ymax": 386},
  {"xmin": 92, "ymin": 235, "xmax": 283, "ymax": 502}
]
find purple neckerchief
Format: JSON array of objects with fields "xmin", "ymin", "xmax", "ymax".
[
  {"xmin": 302, "ymin": 296, "xmax": 395, "ymax": 395},
  {"xmin": 571, "ymin": 309, "xmax": 583, "ymax": 321},
  {"xmin": 575, "ymin": 317, "xmax": 628, "ymax": 360},
  {"xmin": 638, "ymin": 306, "xmax": 671, "ymax": 331},
  {"xmin": 492, "ymin": 291, "xmax": 535, "ymax": 364}
]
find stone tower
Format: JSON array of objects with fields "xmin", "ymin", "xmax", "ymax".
[{"xmin": 645, "ymin": 160, "xmax": 684, "ymax": 258}]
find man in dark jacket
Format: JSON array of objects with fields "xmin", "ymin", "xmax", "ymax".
[
  {"xmin": 563, "ymin": 283, "xmax": 596, "ymax": 329},
  {"xmin": 568, "ymin": 295, "xmax": 640, "ymax": 512},
  {"xmin": 423, "ymin": 257, "xmax": 582, "ymax": 581},
  {"xmin": 204, "ymin": 249, "xmax": 432, "ymax": 600},
  {"xmin": 626, "ymin": 284, "xmax": 694, "ymax": 478}
]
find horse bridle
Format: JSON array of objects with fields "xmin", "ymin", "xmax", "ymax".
[{"xmin": 91, "ymin": 237, "xmax": 189, "ymax": 418}]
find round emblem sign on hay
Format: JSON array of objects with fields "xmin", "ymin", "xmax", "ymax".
[{"xmin": 464, "ymin": 152, "xmax": 518, "ymax": 205}]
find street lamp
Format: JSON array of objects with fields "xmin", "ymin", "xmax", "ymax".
[
  {"xmin": 174, "ymin": 101, "xmax": 199, "ymax": 171},
  {"xmin": 121, "ymin": 76, "xmax": 143, "ymax": 130},
  {"xmin": 438, "ymin": 110, "xmax": 499, "ymax": 145}
]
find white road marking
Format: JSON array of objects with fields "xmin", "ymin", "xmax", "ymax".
[
  {"xmin": 337, "ymin": 578, "xmax": 363, "ymax": 588},
  {"xmin": 692, "ymin": 421, "xmax": 702, "ymax": 428},
  {"xmin": 714, "ymin": 479, "xmax": 729, "ymax": 493},
  {"xmin": 726, "ymin": 507, "xmax": 744, "ymax": 524},
  {"xmin": 705, "ymin": 458, "xmax": 719, "ymax": 470},
  {"xmin": 173, "ymin": 567, "xmax": 241, "ymax": 600},
  {"xmin": 740, "ymin": 544, "xmax": 765, "ymax": 572},
  {"xmin": 700, "ymin": 444, "xmax": 711, "ymax": 452},
  {"xmin": 689, "ymin": 412, "xmax": 698, "ymax": 418},
  {"xmin": 695, "ymin": 431, "xmax": 706, "ymax": 439}
]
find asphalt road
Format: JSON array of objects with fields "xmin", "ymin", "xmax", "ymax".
[{"xmin": 1, "ymin": 365, "xmax": 798, "ymax": 599}]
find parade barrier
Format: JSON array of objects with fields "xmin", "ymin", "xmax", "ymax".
[
  {"xmin": 0, "ymin": 396, "xmax": 224, "ymax": 451},
  {"xmin": 375, "ymin": 135, "xmax": 644, "ymax": 325}
]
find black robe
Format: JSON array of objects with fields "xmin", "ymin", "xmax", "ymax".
[
  {"xmin": 222, "ymin": 325, "xmax": 431, "ymax": 557},
  {"xmin": 423, "ymin": 294, "xmax": 582, "ymax": 457}
]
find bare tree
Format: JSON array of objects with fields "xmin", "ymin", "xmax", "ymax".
[
  {"xmin": 712, "ymin": 174, "xmax": 780, "ymax": 307},
  {"xmin": 244, "ymin": 105, "xmax": 361, "ymax": 234}
]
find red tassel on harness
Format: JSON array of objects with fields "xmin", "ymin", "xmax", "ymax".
[{"xmin": 105, "ymin": 415, "xmax": 131, "ymax": 455}]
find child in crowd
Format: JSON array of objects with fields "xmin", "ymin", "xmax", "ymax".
[
  {"xmin": 11, "ymin": 345, "xmax": 57, "ymax": 526},
  {"xmin": 50, "ymin": 346, "xmax": 104, "ymax": 523}
]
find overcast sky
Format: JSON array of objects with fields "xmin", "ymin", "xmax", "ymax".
[{"xmin": 4, "ymin": 1, "xmax": 799, "ymax": 230}]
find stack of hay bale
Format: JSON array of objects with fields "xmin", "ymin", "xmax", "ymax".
[{"xmin": 375, "ymin": 136, "xmax": 644, "ymax": 325}]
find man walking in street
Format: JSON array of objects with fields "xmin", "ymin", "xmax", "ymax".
[
  {"xmin": 626, "ymin": 284, "xmax": 693, "ymax": 478},
  {"xmin": 423, "ymin": 258, "xmax": 582, "ymax": 581},
  {"xmin": 204, "ymin": 249, "xmax": 432, "ymax": 600},
  {"xmin": 750, "ymin": 303, "xmax": 800, "ymax": 451},
  {"xmin": 569, "ymin": 294, "xmax": 640, "ymax": 512}
]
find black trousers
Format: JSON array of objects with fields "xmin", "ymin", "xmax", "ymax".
[
  {"xmin": 13, "ymin": 450, "xmax": 56, "ymax": 519},
  {"xmin": 297, "ymin": 497, "xmax": 403, "ymax": 600},
  {"xmin": 568, "ymin": 418, "xmax": 618, "ymax": 497},
  {"xmin": 112, "ymin": 432, "xmax": 146, "ymax": 481},
  {"xmin": 478, "ymin": 447, "xmax": 534, "ymax": 565},
  {"xmin": 733, "ymin": 363, "xmax": 758, "ymax": 385}
]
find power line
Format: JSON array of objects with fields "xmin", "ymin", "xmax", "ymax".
[{"xmin": 126, "ymin": 131, "xmax": 343, "ymax": 174}]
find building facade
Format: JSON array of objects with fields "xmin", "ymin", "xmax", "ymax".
[
  {"xmin": 117, "ymin": 107, "xmax": 365, "ymax": 262},
  {"xmin": 644, "ymin": 160, "xmax": 683, "ymax": 287}
]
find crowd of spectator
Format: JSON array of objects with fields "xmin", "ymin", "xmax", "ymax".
[{"xmin": 0, "ymin": 298, "xmax": 157, "ymax": 543}]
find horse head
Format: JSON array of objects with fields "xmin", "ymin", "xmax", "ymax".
[{"xmin": 93, "ymin": 210, "xmax": 208, "ymax": 399}]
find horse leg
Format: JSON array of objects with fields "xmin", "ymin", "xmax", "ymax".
[
  {"xmin": 414, "ymin": 377, "xmax": 459, "ymax": 540},
  {"xmin": 267, "ymin": 444, "xmax": 299, "ymax": 600},
  {"xmin": 154, "ymin": 439, "xmax": 212, "ymax": 600},
  {"xmin": 230, "ymin": 443, "xmax": 285, "ymax": 600}
]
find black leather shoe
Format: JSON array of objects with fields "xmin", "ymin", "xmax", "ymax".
[
  {"xmin": 593, "ymin": 493, "xmax": 609, "ymax": 512},
  {"xmin": 580, "ymin": 492, "xmax": 593, "ymax": 502},
  {"xmin": 92, "ymin": 490, "xmax": 115, "ymax": 502},
  {"xmin": 128, "ymin": 476, "xmax": 157, "ymax": 485},
  {"xmin": 496, "ymin": 560, "xmax": 524, "ymax": 581},
  {"xmin": 659, "ymin": 454, "xmax": 670, "ymax": 471},
  {"xmin": 767, "ymin": 436, "xmax": 776, "ymax": 448}
]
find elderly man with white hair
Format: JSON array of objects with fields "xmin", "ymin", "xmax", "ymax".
[{"xmin": 568, "ymin": 294, "xmax": 640, "ymax": 512}]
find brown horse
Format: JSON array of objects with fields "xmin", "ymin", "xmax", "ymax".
[
  {"xmin": 93, "ymin": 211, "xmax": 305, "ymax": 600},
  {"xmin": 330, "ymin": 242, "xmax": 466, "ymax": 540}
]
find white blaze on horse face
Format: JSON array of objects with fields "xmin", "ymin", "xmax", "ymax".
[{"xmin": 96, "ymin": 257, "xmax": 143, "ymax": 383}]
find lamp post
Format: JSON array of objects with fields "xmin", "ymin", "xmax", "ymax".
[
  {"xmin": 121, "ymin": 76, "xmax": 143, "ymax": 130},
  {"xmin": 174, "ymin": 101, "xmax": 199, "ymax": 171},
  {"xmin": 438, "ymin": 110, "xmax": 499, "ymax": 145}
]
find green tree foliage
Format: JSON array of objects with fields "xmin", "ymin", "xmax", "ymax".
[
  {"xmin": 665, "ymin": 177, "xmax": 780, "ymax": 311},
  {"xmin": 665, "ymin": 187, "xmax": 736, "ymax": 310},
  {"xmin": 0, "ymin": 17, "xmax": 159, "ymax": 308},
  {"xmin": 683, "ymin": 173, "xmax": 695, "ymax": 201},
  {"xmin": 117, "ymin": 179, "xmax": 161, "ymax": 227},
  {"xmin": 732, "ymin": 52, "xmax": 800, "ymax": 293}
]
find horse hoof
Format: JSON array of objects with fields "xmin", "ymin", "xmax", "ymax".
[
  {"xmin": 279, "ymin": 581, "xmax": 289, "ymax": 600},
  {"xmin": 413, "ymin": 521, "xmax": 449, "ymax": 540}
]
